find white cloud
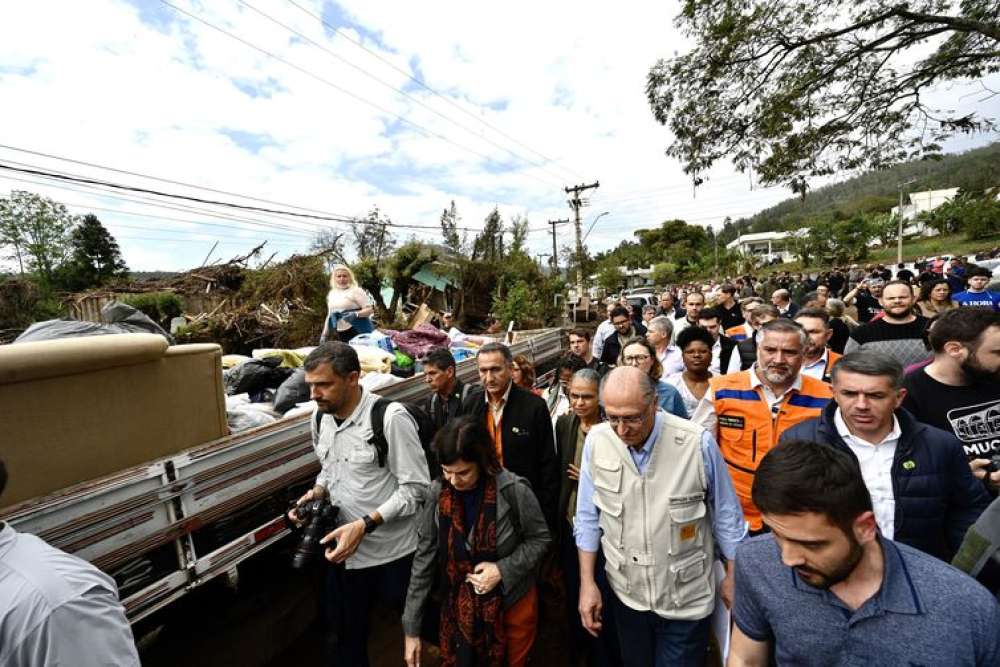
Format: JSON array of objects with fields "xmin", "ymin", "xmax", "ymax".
[{"xmin": 0, "ymin": 0, "xmax": 997, "ymax": 271}]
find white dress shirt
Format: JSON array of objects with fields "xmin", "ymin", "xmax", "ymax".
[
  {"xmin": 658, "ymin": 345, "xmax": 685, "ymax": 376},
  {"xmin": 710, "ymin": 339, "xmax": 742, "ymax": 376},
  {"xmin": 834, "ymin": 409, "xmax": 900, "ymax": 539},
  {"xmin": 801, "ymin": 349, "xmax": 831, "ymax": 381},
  {"xmin": 592, "ymin": 319, "xmax": 615, "ymax": 359}
]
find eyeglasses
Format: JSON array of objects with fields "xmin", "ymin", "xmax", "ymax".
[
  {"xmin": 623, "ymin": 354, "xmax": 650, "ymax": 364},
  {"xmin": 607, "ymin": 414, "xmax": 645, "ymax": 427}
]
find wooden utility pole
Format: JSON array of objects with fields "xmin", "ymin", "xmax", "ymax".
[
  {"xmin": 565, "ymin": 181, "xmax": 600, "ymax": 295},
  {"xmin": 547, "ymin": 219, "xmax": 570, "ymax": 273}
]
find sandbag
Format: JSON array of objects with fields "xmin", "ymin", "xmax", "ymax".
[
  {"xmin": 274, "ymin": 368, "xmax": 310, "ymax": 414},
  {"xmin": 15, "ymin": 301, "xmax": 174, "ymax": 344}
]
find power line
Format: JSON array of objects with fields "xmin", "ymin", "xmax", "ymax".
[
  {"xmin": 0, "ymin": 173, "xmax": 325, "ymax": 239},
  {"xmin": 159, "ymin": 0, "xmax": 561, "ymax": 190},
  {"xmin": 239, "ymin": 0, "xmax": 568, "ymax": 186},
  {"xmin": 283, "ymin": 0, "xmax": 585, "ymax": 182},
  {"xmin": 0, "ymin": 146, "xmax": 535, "ymax": 235}
]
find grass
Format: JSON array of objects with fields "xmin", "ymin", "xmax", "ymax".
[{"xmin": 758, "ymin": 233, "xmax": 1000, "ymax": 275}]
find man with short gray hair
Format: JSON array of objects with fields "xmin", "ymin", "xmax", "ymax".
[
  {"xmin": 574, "ymin": 367, "xmax": 746, "ymax": 665},
  {"xmin": 645, "ymin": 315, "xmax": 683, "ymax": 376},
  {"xmin": 782, "ymin": 351, "xmax": 990, "ymax": 562},
  {"xmin": 705, "ymin": 319, "xmax": 833, "ymax": 533}
]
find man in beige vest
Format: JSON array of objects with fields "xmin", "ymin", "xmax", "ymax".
[{"xmin": 574, "ymin": 367, "xmax": 747, "ymax": 666}]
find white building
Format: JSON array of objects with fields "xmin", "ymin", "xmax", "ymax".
[
  {"xmin": 725, "ymin": 228, "xmax": 809, "ymax": 263},
  {"xmin": 890, "ymin": 187, "xmax": 960, "ymax": 236}
]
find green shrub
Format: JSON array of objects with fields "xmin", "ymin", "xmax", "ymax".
[{"xmin": 120, "ymin": 291, "xmax": 183, "ymax": 326}]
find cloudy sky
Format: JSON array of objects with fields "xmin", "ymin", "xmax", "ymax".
[{"xmin": 1, "ymin": 0, "xmax": 997, "ymax": 271}]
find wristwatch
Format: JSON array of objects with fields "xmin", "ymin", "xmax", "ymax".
[{"xmin": 363, "ymin": 515, "xmax": 378, "ymax": 534}]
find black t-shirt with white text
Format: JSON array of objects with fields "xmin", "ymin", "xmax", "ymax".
[
  {"xmin": 902, "ymin": 368, "xmax": 1000, "ymax": 460},
  {"xmin": 855, "ymin": 292, "xmax": 883, "ymax": 323}
]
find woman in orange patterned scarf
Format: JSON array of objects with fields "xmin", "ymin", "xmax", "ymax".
[{"xmin": 401, "ymin": 416, "xmax": 551, "ymax": 667}]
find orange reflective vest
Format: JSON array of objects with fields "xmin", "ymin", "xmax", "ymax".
[
  {"xmin": 710, "ymin": 371, "xmax": 833, "ymax": 530},
  {"xmin": 821, "ymin": 350, "xmax": 842, "ymax": 383},
  {"xmin": 725, "ymin": 323, "xmax": 752, "ymax": 342}
]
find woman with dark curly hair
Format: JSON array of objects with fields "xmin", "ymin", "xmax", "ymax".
[
  {"xmin": 916, "ymin": 278, "xmax": 958, "ymax": 320},
  {"xmin": 402, "ymin": 416, "xmax": 551, "ymax": 667}
]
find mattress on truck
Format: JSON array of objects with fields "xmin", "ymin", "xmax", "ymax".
[{"xmin": 0, "ymin": 333, "xmax": 228, "ymax": 508}]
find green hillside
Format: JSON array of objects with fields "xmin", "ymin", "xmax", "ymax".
[{"xmin": 720, "ymin": 141, "xmax": 1000, "ymax": 243}]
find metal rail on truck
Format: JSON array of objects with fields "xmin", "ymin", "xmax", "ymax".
[{"xmin": 0, "ymin": 327, "xmax": 564, "ymax": 623}]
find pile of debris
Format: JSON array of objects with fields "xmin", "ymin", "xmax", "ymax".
[{"xmin": 175, "ymin": 253, "xmax": 329, "ymax": 355}]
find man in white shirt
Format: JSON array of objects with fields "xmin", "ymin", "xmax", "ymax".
[
  {"xmin": 0, "ymin": 460, "xmax": 141, "ymax": 666},
  {"xmin": 591, "ymin": 301, "xmax": 618, "ymax": 361},
  {"xmin": 780, "ymin": 351, "xmax": 990, "ymax": 561},
  {"xmin": 794, "ymin": 307, "xmax": 841, "ymax": 383},
  {"xmin": 695, "ymin": 308, "xmax": 742, "ymax": 375}
]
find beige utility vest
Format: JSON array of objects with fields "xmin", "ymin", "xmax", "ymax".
[{"xmin": 587, "ymin": 414, "xmax": 715, "ymax": 620}]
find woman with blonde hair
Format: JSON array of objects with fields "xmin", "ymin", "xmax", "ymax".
[{"xmin": 320, "ymin": 264, "xmax": 375, "ymax": 342}]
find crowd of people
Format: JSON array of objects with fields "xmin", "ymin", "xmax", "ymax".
[{"xmin": 2, "ymin": 256, "xmax": 1000, "ymax": 667}]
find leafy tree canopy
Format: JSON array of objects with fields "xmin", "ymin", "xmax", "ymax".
[
  {"xmin": 58, "ymin": 214, "xmax": 129, "ymax": 291},
  {"xmin": 648, "ymin": 1, "xmax": 1000, "ymax": 193}
]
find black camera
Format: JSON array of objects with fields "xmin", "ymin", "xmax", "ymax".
[
  {"xmin": 287, "ymin": 498, "xmax": 340, "ymax": 569},
  {"xmin": 984, "ymin": 453, "xmax": 1000, "ymax": 475}
]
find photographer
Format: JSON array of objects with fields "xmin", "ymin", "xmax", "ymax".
[
  {"xmin": 844, "ymin": 278, "xmax": 885, "ymax": 323},
  {"xmin": 293, "ymin": 342, "xmax": 431, "ymax": 666}
]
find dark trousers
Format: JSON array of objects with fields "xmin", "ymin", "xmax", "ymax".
[
  {"xmin": 611, "ymin": 590, "xmax": 710, "ymax": 667},
  {"xmin": 323, "ymin": 553, "xmax": 413, "ymax": 667},
  {"xmin": 558, "ymin": 527, "xmax": 623, "ymax": 667}
]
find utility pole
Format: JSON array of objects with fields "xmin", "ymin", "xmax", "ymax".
[
  {"xmin": 897, "ymin": 179, "xmax": 917, "ymax": 265},
  {"xmin": 535, "ymin": 252, "xmax": 550, "ymax": 269},
  {"xmin": 565, "ymin": 181, "xmax": 600, "ymax": 295},
  {"xmin": 547, "ymin": 219, "xmax": 570, "ymax": 273}
]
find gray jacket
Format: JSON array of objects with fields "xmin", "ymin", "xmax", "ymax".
[{"xmin": 401, "ymin": 470, "xmax": 551, "ymax": 637}]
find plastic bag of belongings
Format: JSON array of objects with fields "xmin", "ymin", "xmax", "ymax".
[{"xmin": 15, "ymin": 301, "xmax": 174, "ymax": 344}]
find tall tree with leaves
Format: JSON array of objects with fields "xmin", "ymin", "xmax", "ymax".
[
  {"xmin": 647, "ymin": 1, "xmax": 1000, "ymax": 193},
  {"xmin": 472, "ymin": 207, "xmax": 505, "ymax": 262},
  {"xmin": 439, "ymin": 200, "xmax": 463, "ymax": 254},
  {"xmin": 58, "ymin": 214, "xmax": 129, "ymax": 290},
  {"xmin": 0, "ymin": 191, "xmax": 76, "ymax": 286}
]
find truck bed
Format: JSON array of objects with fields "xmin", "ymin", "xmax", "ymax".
[{"xmin": 0, "ymin": 328, "xmax": 564, "ymax": 622}]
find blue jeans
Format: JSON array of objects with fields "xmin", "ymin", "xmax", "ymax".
[{"xmin": 611, "ymin": 590, "xmax": 710, "ymax": 667}]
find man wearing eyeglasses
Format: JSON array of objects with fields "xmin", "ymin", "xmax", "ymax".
[{"xmin": 574, "ymin": 367, "xmax": 747, "ymax": 666}]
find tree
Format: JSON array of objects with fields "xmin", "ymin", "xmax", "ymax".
[
  {"xmin": 651, "ymin": 261, "xmax": 679, "ymax": 286},
  {"xmin": 870, "ymin": 212, "xmax": 900, "ymax": 247},
  {"xmin": 647, "ymin": 2, "xmax": 1000, "ymax": 192},
  {"xmin": 507, "ymin": 214, "xmax": 530, "ymax": 257},
  {"xmin": 472, "ymin": 208, "xmax": 504, "ymax": 262},
  {"xmin": 383, "ymin": 241, "xmax": 438, "ymax": 317},
  {"xmin": 57, "ymin": 214, "xmax": 129, "ymax": 290},
  {"xmin": 0, "ymin": 191, "xmax": 76, "ymax": 286},
  {"xmin": 310, "ymin": 227, "xmax": 347, "ymax": 261},
  {"xmin": 596, "ymin": 264, "xmax": 625, "ymax": 292},
  {"xmin": 439, "ymin": 200, "xmax": 463, "ymax": 254},
  {"xmin": 352, "ymin": 206, "xmax": 395, "ymax": 262}
]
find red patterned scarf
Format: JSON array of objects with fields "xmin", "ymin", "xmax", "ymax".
[{"xmin": 438, "ymin": 475, "xmax": 505, "ymax": 667}]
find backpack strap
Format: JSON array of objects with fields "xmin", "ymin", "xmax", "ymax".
[
  {"xmin": 314, "ymin": 409, "xmax": 324, "ymax": 439},
  {"xmin": 368, "ymin": 397, "xmax": 392, "ymax": 468}
]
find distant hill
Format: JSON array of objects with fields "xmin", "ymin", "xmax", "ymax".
[{"xmin": 720, "ymin": 141, "xmax": 1000, "ymax": 243}]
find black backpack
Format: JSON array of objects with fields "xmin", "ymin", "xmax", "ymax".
[{"xmin": 315, "ymin": 398, "xmax": 439, "ymax": 478}]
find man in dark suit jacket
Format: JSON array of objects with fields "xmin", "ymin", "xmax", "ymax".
[
  {"xmin": 462, "ymin": 342, "xmax": 560, "ymax": 530},
  {"xmin": 600, "ymin": 305, "xmax": 643, "ymax": 366},
  {"xmin": 422, "ymin": 347, "xmax": 471, "ymax": 434}
]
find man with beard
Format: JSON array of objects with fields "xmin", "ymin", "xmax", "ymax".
[
  {"xmin": 903, "ymin": 307, "xmax": 1000, "ymax": 489},
  {"xmin": 729, "ymin": 440, "xmax": 1000, "ymax": 666},
  {"xmin": 296, "ymin": 343, "xmax": 431, "ymax": 666},
  {"xmin": 600, "ymin": 306, "xmax": 641, "ymax": 366},
  {"xmin": 794, "ymin": 307, "xmax": 841, "ymax": 383},
  {"xmin": 705, "ymin": 319, "xmax": 833, "ymax": 533},
  {"xmin": 845, "ymin": 280, "xmax": 930, "ymax": 368},
  {"xmin": 782, "ymin": 352, "xmax": 990, "ymax": 561}
]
